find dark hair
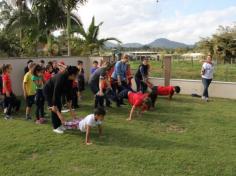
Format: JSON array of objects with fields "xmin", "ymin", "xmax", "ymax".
[
  {"xmin": 94, "ymin": 107, "xmax": 106, "ymax": 116},
  {"xmin": 142, "ymin": 57, "xmax": 148, "ymax": 61},
  {"xmin": 46, "ymin": 64, "xmax": 52, "ymax": 71},
  {"xmin": 143, "ymin": 97, "xmax": 152, "ymax": 110},
  {"xmin": 93, "ymin": 60, "xmax": 98, "ymax": 64},
  {"xmin": 40, "ymin": 60, "xmax": 45, "ymax": 64},
  {"xmin": 175, "ymin": 86, "xmax": 181, "ymax": 94},
  {"xmin": 32, "ymin": 64, "xmax": 43, "ymax": 76},
  {"xmin": 2, "ymin": 64, "xmax": 11, "ymax": 73},
  {"xmin": 27, "ymin": 60, "xmax": 33, "ymax": 64},
  {"xmin": 48, "ymin": 61, "xmax": 53, "ymax": 66},
  {"xmin": 77, "ymin": 60, "xmax": 83, "ymax": 65},
  {"xmin": 66, "ymin": 66, "xmax": 79, "ymax": 76}
]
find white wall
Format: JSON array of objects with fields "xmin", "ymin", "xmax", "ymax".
[
  {"xmin": 148, "ymin": 78, "xmax": 236, "ymax": 99},
  {"xmin": 0, "ymin": 57, "xmax": 103, "ymax": 96}
]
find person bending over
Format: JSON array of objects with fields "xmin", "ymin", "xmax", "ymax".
[
  {"xmin": 118, "ymin": 89, "xmax": 152, "ymax": 121},
  {"xmin": 63, "ymin": 108, "xmax": 106, "ymax": 145},
  {"xmin": 149, "ymin": 84, "xmax": 181, "ymax": 107},
  {"xmin": 43, "ymin": 66, "xmax": 78, "ymax": 134}
]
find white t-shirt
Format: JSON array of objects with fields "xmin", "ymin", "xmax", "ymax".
[
  {"xmin": 202, "ymin": 62, "xmax": 214, "ymax": 79},
  {"xmin": 79, "ymin": 114, "xmax": 102, "ymax": 132}
]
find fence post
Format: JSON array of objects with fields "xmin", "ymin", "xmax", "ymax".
[{"xmin": 164, "ymin": 56, "xmax": 172, "ymax": 86}]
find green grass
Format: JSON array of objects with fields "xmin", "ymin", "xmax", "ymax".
[
  {"xmin": 0, "ymin": 90, "xmax": 236, "ymax": 176},
  {"xmin": 130, "ymin": 60, "xmax": 236, "ymax": 82}
]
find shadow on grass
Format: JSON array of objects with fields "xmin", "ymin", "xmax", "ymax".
[{"xmin": 94, "ymin": 126, "xmax": 203, "ymax": 151}]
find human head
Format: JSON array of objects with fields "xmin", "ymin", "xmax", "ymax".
[
  {"xmin": 48, "ymin": 61, "xmax": 53, "ymax": 66},
  {"xmin": 121, "ymin": 54, "xmax": 129, "ymax": 63},
  {"xmin": 207, "ymin": 55, "xmax": 212, "ymax": 62},
  {"xmin": 93, "ymin": 60, "xmax": 99, "ymax": 68},
  {"xmin": 66, "ymin": 66, "xmax": 79, "ymax": 81},
  {"xmin": 28, "ymin": 62, "xmax": 36, "ymax": 72},
  {"xmin": 52, "ymin": 60, "xmax": 57, "ymax": 68},
  {"xmin": 40, "ymin": 60, "xmax": 45, "ymax": 67},
  {"xmin": 142, "ymin": 57, "xmax": 149, "ymax": 65},
  {"xmin": 77, "ymin": 60, "xmax": 83, "ymax": 67},
  {"xmin": 2, "ymin": 64, "xmax": 12, "ymax": 74},
  {"xmin": 141, "ymin": 97, "xmax": 152, "ymax": 112},
  {"xmin": 27, "ymin": 60, "xmax": 33, "ymax": 65},
  {"xmin": 32, "ymin": 64, "xmax": 44, "ymax": 77},
  {"xmin": 46, "ymin": 64, "xmax": 53, "ymax": 73},
  {"xmin": 94, "ymin": 107, "xmax": 106, "ymax": 121},
  {"xmin": 175, "ymin": 86, "xmax": 181, "ymax": 94}
]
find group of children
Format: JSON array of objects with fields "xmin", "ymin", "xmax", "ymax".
[{"xmin": 0, "ymin": 56, "xmax": 181, "ymax": 145}]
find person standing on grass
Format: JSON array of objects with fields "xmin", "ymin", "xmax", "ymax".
[
  {"xmin": 32, "ymin": 65, "xmax": 46, "ymax": 124},
  {"xmin": 2, "ymin": 64, "xmax": 21, "ymax": 119},
  {"xmin": 135, "ymin": 58, "xmax": 150, "ymax": 93},
  {"xmin": 111, "ymin": 54, "xmax": 129, "ymax": 103},
  {"xmin": 77, "ymin": 60, "xmax": 85, "ymax": 101},
  {"xmin": 23, "ymin": 63, "xmax": 36, "ymax": 120},
  {"xmin": 24, "ymin": 60, "xmax": 33, "ymax": 74},
  {"xmin": 201, "ymin": 55, "xmax": 214, "ymax": 102},
  {"xmin": 90, "ymin": 60, "xmax": 99, "ymax": 74},
  {"xmin": 43, "ymin": 66, "xmax": 78, "ymax": 134}
]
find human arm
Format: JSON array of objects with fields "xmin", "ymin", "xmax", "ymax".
[
  {"xmin": 127, "ymin": 105, "xmax": 136, "ymax": 121},
  {"xmin": 85, "ymin": 125, "xmax": 92, "ymax": 145}
]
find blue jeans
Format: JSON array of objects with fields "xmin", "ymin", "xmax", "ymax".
[{"xmin": 202, "ymin": 78, "xmax": 212, "ymax": 98}]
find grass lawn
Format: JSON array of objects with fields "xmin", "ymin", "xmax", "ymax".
[
  {"xmin": 130, "ymin": 60, "xmax": 236, "ymax": 82},
  {"xmin": 0, "ymin": 90, "xmax": 236, "ymax": 176}
]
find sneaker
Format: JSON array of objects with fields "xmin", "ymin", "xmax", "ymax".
[
  {"xmin": 59, "ymin": 125, "xmax": 66, "ymax": 131},
  {"xmin": 201, "ymin": 96, "xmax": 206, "ymax": 100},
  {"xmin": 39, "ymin": 118, "xmax": 46, "ymax": 123},
  {"xmin": 53, "ymin": 128, "xmax": 64, "ymax": 134},
  {"xmin": 3, "ymin": 108, "xmax": 7, "ymax": 114},
  {"xmin": 4, "ymin": 115, "xmax": 11, "ymax": 120}
]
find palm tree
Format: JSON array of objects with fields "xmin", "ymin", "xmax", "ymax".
[
  {"xmin": 74, "ymin": 16, "xmax": 121, "ymax": 55},
  {"xmin": 59, "ymin": 0, "xmax": 87, "ymax": 56}
]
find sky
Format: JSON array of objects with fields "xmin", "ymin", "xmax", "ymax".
[{"xmin": 78, "ymin": 0, "xmax": 236, "ymax": 44}]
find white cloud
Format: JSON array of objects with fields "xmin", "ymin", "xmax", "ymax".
[{"xmin": 78, "ymin": 1, "xmax": 236, "ymax": 44}]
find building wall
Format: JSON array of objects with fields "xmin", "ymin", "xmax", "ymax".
[
  {"xmin": 147, "ymin": 78, "xmax": 236, "ymax": 99},
  {"xmin": 0, "ymin": 57, "xmax": 103, "ymax": 96}
]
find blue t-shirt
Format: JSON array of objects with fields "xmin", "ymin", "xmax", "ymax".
[{"xmin": 111, "ymin": 61, "xmax": 127, "ymax": 81}]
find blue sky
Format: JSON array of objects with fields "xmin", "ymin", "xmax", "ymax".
[{"xmin": 79, "ymin": 0, "xmax": 236, "ymax": 44}]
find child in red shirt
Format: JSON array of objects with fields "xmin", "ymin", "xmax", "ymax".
[
  {"xmin": 2, "ymin": 64, "xmax": 20, "ymax": 119},
  {"xmin": 148, "ymin": 83, "xmax": 181, "ymax": 107},
  {"xmin": 44, "ymin": 64, "xmax": 53, "ymax": 81},
  {"xmin": 118, "ymin": 89, "xmax": 152, "ymax": 121}
]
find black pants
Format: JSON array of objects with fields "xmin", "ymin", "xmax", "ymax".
[
  {"xmin": 72, "ymin": 87, "xmax": 78, "ymax": 108},
  {"xmin": 111, "ymin": 79, "xmax": 130, "ymax": 104},
  {"xmin": 135, "ymin": 77, "xmax": 148, "ymax": 93},
  {"xmin": 43, "ymin": 86, "xmax": 62, "ymax": 129},
  {"xmin": 149, "ymin": 86, "xmax": 158, "ymax": 107},
  {"xmin": 35, "ymin": 89, "xmax": 45, "ymax": 120},
  {"xmin": 202, "ymin": 78, "xmax": 212, "ymax": 98},
  {"xmin": 118, "ymin": 89, "xmax": 130, "ymax": 101},
  {"xmin": 3, "ymin": 93, "xmax": 20, "ymax": 116},
  {"xmin": 89, "ymin": 82, "xmax": 104, "ymax": 108}
]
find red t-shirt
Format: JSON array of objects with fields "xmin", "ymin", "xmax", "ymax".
[
  {"xmin": 2, "ymin": 73, "xmax": 12, "ymax": 94},
  {"xmin": 72, "ymin": 81, "xmax": 78, "ymax": 88},
  {"xmin": 44, "ymin": 71, "xmax": 52, "ymax": 81},
  {"xmin": 157, "ymin": 86, "xmax": 174, "ymax": 96},
  {"xmin": 128, "ymin": 92, "xmax": 148, "ymax": 107}
]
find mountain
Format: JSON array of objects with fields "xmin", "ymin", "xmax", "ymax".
[
  {"xmin": 147, "ymin": 38, "xmax": 189, "ymax": 49},
  {"xmin": 105, "ymin": 38, "xmax": 191, "ymax": 49}
]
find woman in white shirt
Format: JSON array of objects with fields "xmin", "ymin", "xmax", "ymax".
[{"xmin": 201, "ymin": 55, "xmax": 214, "ymax": 101}]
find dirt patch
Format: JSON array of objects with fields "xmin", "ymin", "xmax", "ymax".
[{"xmin": 166, "ymin": 124, "xmax": 186, "ymax": 133}]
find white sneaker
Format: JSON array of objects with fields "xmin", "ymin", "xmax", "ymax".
[
  {"xmin": 201, "ymin": 96, "xmax": 206, "ymax": 100},
  {"xmin": 59, "ymin": 125, "xmax": 66, "ymax": 131},
  {"xmin": 53, "ymin": 128, "xmax": 64, "ymax": 134}
]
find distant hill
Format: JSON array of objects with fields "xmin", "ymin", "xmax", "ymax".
[
  {"xmin": 147, "ymin": 38, "xmax": 190, "ymax": 49},
  {"xmin": 105, "ymin": 38, "xmax": 192, "ymax": 49}
]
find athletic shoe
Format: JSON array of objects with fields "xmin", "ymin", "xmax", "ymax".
[
  {"xmin": 201, "ymin": 96, "xmax": 206, "ymax": 100},
  {"xmin": 4, "ymin": 115, "xmax": 11, "ymax": 120},
  {"xmin": 39, "ymin": 118, "xmax": 46, "ymax": 123},
  {"xmin": 3, "ymin": 108, "xmax": 7, "ymax": 114},
  {"xmin": 59, "ymin": 125, "xmax": 66, "ymax": 131},
  {"xmin": 53, "ymin": 128, "xmax": 64, "ymax": 134},
  {"xmin": 26, "ymin": 115, "xmax": 32, "ymax": 120}
]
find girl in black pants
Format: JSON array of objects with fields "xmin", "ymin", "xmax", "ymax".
[
  {"xmin": 32, "ymin": 65, "xmax": 45, "ymax": 124},
  {"xmin": 43, "ymin": 66, "xmax": 78, "ymax": 134}
]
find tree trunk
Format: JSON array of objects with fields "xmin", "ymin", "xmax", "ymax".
[{"xmin": 67, "ymin": 7, "xmax": 71, "ymax": 56}]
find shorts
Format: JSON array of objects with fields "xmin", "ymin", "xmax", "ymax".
[{"xmin": 26, "ymin": 95, "xmax": 35, "ymax": 107}]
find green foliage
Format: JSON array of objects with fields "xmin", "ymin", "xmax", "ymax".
[{"xmin": 196, "ymin": 24, "xmax": 236, "ymax": 63}]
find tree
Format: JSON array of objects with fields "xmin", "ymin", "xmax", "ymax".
[{"xmin": 74, "ymin": 16, "xmax": 121, "ymax": 55}]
